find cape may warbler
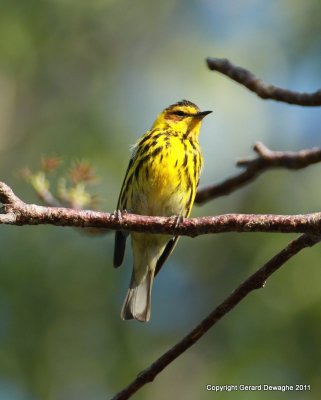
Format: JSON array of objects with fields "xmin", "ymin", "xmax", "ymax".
[{"xmin": 114, "ymin": 100, "xmax": 212, "ymax": 322}]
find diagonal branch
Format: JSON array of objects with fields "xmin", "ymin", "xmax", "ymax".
[
  {"xmin": 196, "ymin": 142, "xmax": 321, "ymax": 204},
  {"xmin": 206, "ymin": 57, "xmax": 321, "ymax": 106},
  {"xmin": 111, "ymin": 233, "xmax": 320, "ymax": 400}
]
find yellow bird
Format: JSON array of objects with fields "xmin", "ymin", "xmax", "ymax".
[{"xmin": 114, "ymin": 100, "xmax": 212, "ymax": 322}]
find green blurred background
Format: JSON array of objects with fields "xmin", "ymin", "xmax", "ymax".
[{"xmin": 0, "ymin": 0, "xmax": 321, "ymax": 399}]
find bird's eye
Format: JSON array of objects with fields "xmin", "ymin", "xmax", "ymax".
[{"xmin": 174, "ymin": 111, "xmax": 185, "ymax": 117}]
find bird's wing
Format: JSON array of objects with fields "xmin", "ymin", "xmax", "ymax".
[
  {"xmin": 155, "ymin": 185, "xmax": 198, "ymax": 276},
  {"xmin": 113, "ymin": 155, "xmax": 135, "ymax": 268},
  {"xmin": 155, "ymin": 236, "xmax": 180, "ymax": 276},
  {"xmin": 114, "ymin": 230, "xmax": 128, "ymax": 268}
]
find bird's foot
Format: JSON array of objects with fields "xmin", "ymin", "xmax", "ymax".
[
  {"xmin": 171, "ymin": 214, "xmax": 184, "ymax": 236},
  {"xmin": 112, "ymin": 209, "xmax": 127, "ymax": 222}
]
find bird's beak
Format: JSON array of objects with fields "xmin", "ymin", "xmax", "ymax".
[{"xmin": 196, "ymin": 110, "xmax": 212, "ymax": 119}]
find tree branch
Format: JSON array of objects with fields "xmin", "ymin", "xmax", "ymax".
[
  {"xmin": 0, "ymin": 181, "xmax": 24, "ymax": 206},
  {"xmin": 111, "ymin": 233, "xmax": 320, "ymax": 400},
  {"xmin": 1, "ymin": 182, "xmax": 321, "ymax": 236},
  {"xmin": 206, "ymin": 57, "xmax": 321, "ymax": 106},
  {"xmin": 196, "ymin": 142, "xmax": 321, "ymax": 204}
]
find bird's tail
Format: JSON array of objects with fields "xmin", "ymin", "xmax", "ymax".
[{"xmin": 121, "ymin": 269, "xmax": 154, "ymax": 322}]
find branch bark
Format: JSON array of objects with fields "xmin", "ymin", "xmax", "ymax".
[
  {"xmin": 1, "ymin": 182, "xmax": 321, "ymax": 236},
  {"xmin": 206, "ymin": 57, "xmax": 321, "ymax": 106},
  {"xmin": 111, "ymin": 233, "xmax": 320, "ymax": 400},
  {"xmin": 196, "ymin": 142, "xmax": 321, "ymax": 204}
]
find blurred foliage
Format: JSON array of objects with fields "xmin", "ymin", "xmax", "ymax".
[
  {"xmin": 21, "ymin": 157, "xmax": 98, "ymax": 209},
  {"xmin": 0, "ymin": 0, "xmax": 321, "ymax": 399}
]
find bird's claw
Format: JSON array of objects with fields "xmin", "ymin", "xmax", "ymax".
[
  {"xmin": 171, "ymin": 214, "xmax": 184, "ymax": 236},
  {"xmin": 113, "ymin": 209, "xmax": 127, "ymax": 222}
]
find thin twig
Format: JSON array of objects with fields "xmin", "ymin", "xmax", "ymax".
[
  {"xmin": 206, "ymin": 57, "xmax": 321, "ymax": 106},
  {"xmin": 36, "ymin": 187, "xmax": 62, "ymax": 207},
  {"xmin": 196, "ymin": 142, "xmax": 321, "ymax": 204},
  {"xmin": 0, "ymin": 181, "xmax": 24, "ymax": 206},
  {"xmin": 111, "ymin": 233, "xmax": 320, "ymax": 400}
]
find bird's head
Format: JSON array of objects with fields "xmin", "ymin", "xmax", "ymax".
[{"xmin": 151, "ymin": 100, "xmax": 212, "ymax": 139}]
